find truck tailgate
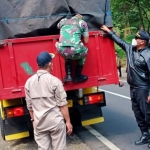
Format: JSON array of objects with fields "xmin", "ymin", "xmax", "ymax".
[{"xmin": 0, "ymin": 31, "xmax": 118, "ymax": 100}]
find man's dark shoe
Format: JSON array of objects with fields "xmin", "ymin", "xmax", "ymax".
[
  {"xmin": 135, "ymin": 132, "xmax": 150, "ymax": 145},
  {"xmin": 73, "ymin": 65, "xmax": 88, "ymax": 83},
  {"xmin": 63, "ymin": 60, "xmax": 73, "ymax": 82}
]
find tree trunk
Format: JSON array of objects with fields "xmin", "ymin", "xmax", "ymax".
[{"xmin": 136, "ymin": 0, "xmax": 145, "ymax": 30}]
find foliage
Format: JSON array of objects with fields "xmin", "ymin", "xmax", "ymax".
[
  {"xmin": 111, "ymin": 0, "xmax": 150, "ymax": 59},
  {"xmin": 111, "ymin": 0, "xmax": 150, "ymax": 32},
  {"xmin": 115, "ymin": 34, "xmax": 134, "ymax": 59}
]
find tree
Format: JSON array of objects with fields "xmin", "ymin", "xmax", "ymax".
[
  {"xmin": 111, "ymin": 0, "xmax": 150, "ymax": 59},
  {"xmin": 111, "ymin": 0, "xmax": 150, "ymax": 33}
]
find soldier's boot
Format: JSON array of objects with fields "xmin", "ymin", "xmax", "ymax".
[
  {"xmin": 135, "ymin": 132, "xmax": 150, "ymax": 145},
  {"xmin": 63, "ymin": 60, "xmax": 73, "ymax": 82},
  {"xmin": 73, "ymin": 65, "xmax": 88, "ymax": 83}
]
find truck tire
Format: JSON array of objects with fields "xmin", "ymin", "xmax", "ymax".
[{"xmin": 0, "ymin": 116, "xmax": 5, "ymax": 140}]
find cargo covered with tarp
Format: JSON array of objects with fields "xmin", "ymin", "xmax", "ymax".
[{"xmin": 0, "ymin": 0, "xmax": 113, "ymax": 40}]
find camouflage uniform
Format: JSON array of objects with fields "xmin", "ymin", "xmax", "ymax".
[{"xmin": 55, "ymin": 16, "xmax": 89, "ymax": 65}]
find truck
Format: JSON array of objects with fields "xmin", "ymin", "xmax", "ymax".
[{"xmin": 0, "ymin": 0, "xmax": 119, "ymax": 141}]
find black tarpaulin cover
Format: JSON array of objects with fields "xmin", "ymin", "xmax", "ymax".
[{"xmin": 0, "ymin": 0, "xmax": 113, "ymax": 39}]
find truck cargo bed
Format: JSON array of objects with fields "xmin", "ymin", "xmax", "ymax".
[{"xmin": 0, "ymin": 31, "xmax": 118, "ymax": 100}]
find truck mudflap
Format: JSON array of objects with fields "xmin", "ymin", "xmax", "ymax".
[
  {"xmin": 67, "ymin": 87, "xmax": 106, "ymax": 126},
  {"xmin": 79, "ymin": 104, "xmax": 104, "ymax": 126},
  {"xmin": 69, "ymin": 103, "xmax": 105, "ymax": 127},
  {"xmin": 0, "ymin": 110, "xmax": 30, "ymax": 141},
  {"xmin": 1, "ymin": 117, "xmax": 30, "ymax": 141},
  {"xmin": 0, "ymin": 99, "xmax": 31, "ymax": 141}
]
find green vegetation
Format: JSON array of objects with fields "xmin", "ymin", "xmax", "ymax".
[{"xmin": 111, "ymin": 0, "xmax": 150, "ymax": 62}]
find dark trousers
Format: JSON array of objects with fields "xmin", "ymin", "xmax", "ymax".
[
  {"xmin": 118, "ymin": 66, "xmax": 122, "ymax": 77},
  {"xmin": 130, "ymin": 87, "xmax": 150, "ymax": 133}
]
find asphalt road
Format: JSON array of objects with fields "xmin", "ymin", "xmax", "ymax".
[
  {"xmin": 1, "ymin": 69, "xmax": 150, "ymax": 150},
  {"xmin": 75, "ymin": 81, "xmax": 150, "ymax": 150},
  {"xmin": 0, "ymin": 133, "xmax": 91, "ymax": 150}
]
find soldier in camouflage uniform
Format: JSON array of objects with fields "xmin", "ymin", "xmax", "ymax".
[{"xmin": 56, "ymin": 14, "xmax": 89, "ymax": 83}]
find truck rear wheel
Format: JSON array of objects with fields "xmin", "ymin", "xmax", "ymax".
[{"xmin": 0, "ymin": 116, "xmax": 5, "ymax": 140}]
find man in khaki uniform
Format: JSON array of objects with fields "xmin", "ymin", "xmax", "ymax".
[{"xmin": 25, "ymin": 52, "xmax": 72, "ymax": 150}]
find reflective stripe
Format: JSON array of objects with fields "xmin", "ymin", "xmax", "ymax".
[
  {"xmin": 5, "ymin": 132, "xmax": 29, "ymax": 141},
  {"xmin": 82, "ymin": 117, "xmax": 104, "ymax": 126}
]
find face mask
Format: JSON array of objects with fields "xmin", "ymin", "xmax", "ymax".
[{"xmin": 131, "ymin": 38, "xmax": 137, "ymax": 47}]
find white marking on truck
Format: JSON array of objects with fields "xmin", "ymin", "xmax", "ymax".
[{"xmin": 85, "ymin": 126, "xmax": 121, "ymax": 150}]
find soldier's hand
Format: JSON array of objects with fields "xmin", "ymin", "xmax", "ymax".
[
  {"xmin": 101, "ymin": 25, "xmax": 111, "ymax": 33},
  {"xmin": 147, "ymin": 96, "xmax": 150, "ymax": 103},
  {"xmin": 66, "ymin": 122, "xmax": 73, "ymax": 135}
]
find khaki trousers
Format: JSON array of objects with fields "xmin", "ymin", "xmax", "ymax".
[{"xmin": 34, "ymin": 120, "xmax": 66, "ymax": 150}]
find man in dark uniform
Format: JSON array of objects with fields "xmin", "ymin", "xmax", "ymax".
[{"xmin": 101, "ymin": 25, "xmax": 150, "ymax": 148}]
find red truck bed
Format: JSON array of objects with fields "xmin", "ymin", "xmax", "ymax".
[{"xmin": 0, "ymin": 31, "xmax": 119, "ymax": 100}]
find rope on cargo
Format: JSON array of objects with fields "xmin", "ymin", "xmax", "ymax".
[{"xmin": 0, "ymin": 12, "xmax": 112, "ymax": 24}]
